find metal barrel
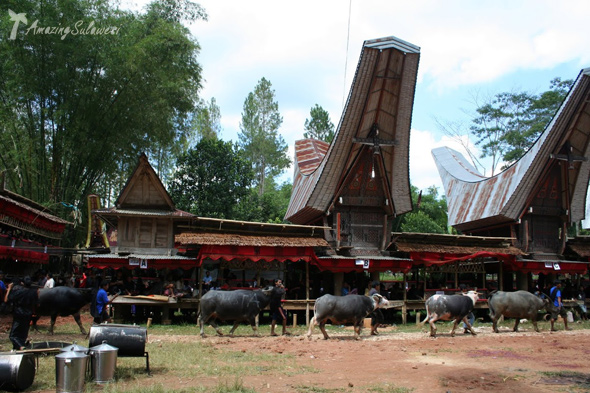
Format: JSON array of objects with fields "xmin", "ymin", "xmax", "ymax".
[
  {"xmin": 55, "ymin": 349, "xmax": 89, "ymax": 393},
  {"xmin": 88, "ymin": 324, "xmax": 146, "ymax": 357},
  {"xmin": 0, "ymin": 352, "xmax": 36, "ymax": 392},
  {"xmin": 89, "ymin": 342, "xmax": 118, "ymax": 383}
]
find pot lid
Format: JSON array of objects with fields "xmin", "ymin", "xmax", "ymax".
[
  {"xmin": 56, "ymin": 348, "xmax": 89, "ymax": 359},
  {"xmin": 60, "ymin": 342, "xmax": 89, "ymax": 353},
  {"xmin": 89, "ymin": 341, "xmax": 119, "ymax": 353}
]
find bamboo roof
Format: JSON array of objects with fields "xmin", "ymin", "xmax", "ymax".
[
  {"xmin": 176, "ymin": 232, "xmax": 328, "ymax": 248},
  {"xmin": 391, "ymin": 232, "xmax": 525, "ymax": 256},
  {"xmin": 286, "ymin": 36, "xmax": 420, "ymax": 224}
]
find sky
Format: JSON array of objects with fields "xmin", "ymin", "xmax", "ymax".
[{"xmin": 121, "ymin": 0, "xmax": 590, "ymax": 193}]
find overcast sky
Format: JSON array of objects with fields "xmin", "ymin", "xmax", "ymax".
[{"xmin": 122, "ymin": 0, "xmax": 590, "ymax": 193}]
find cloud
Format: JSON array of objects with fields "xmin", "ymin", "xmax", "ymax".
[{"xmin": 119, "ymin": 0, "xmax": 589, "ymax": 192}]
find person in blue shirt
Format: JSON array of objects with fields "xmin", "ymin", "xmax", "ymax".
[
  {"xmin": 460, "ymin": 284, "xmax": 476, "ymax": 334},
  {"xmin": 94, "ymin": 280, "xmax": 117, "ymax": 324},
  {"xmin": 549, "ymin": 280, "xmax": 572, "ymax": 332},
  {"xmin": 0, "ymin": 271, "xmax": 6, "ymax": 302}
]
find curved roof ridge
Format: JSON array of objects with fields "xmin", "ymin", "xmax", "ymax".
[
  {"xmin": 433, "ymin": 67, "xmax": 590, "ymax": 230},
  {"xmin": 431, "ymin": 146, "xmax": 487, "ymax": 182}
]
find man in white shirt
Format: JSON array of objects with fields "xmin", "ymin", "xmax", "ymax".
[{"xmin": 43, "ymin": 273, "xmax": 55, "ymax": 289}]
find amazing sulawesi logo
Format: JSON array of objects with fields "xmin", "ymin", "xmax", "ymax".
[{"xmin": 8, "ymin": 9, "xmax": 120, "ymax": 40}]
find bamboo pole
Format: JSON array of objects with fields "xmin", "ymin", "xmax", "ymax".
[{"xmin": 306, "ymin": 261, "xmax": 310, "ymax": 327}]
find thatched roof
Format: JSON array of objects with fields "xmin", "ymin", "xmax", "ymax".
[
  {"xmin": 566, "ymin": 236, "xmax": 590, "ymax": 257},
  {"xmin": 286, "ymin": 36, "xmax": 420, "ymax": 224},
  {"xmin": 176, "ymin": 232, "xmax": 329, "ymax": 248},
  {"xmin": 391, "ymin": 232, "xmax": 525, "ymax": 256}
]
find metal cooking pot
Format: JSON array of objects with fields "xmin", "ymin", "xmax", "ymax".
[
  {"xmin": 0, "ymin": 352, "xmax": 36, "ymax": 392},
  {"xmin": 88, "ymin": 324, "xmax": 146, "ymax": 357},
  {"xmin": 55, "ymin": 349, "xmax": 89, "ymax": 393},
  {"xmin": 89, "ymin": 341, "xmax": 118, "ymax": 383}
]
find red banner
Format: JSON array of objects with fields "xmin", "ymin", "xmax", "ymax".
[{"xmin": 0, "ymin": 245, "xmax": 49, "ymax": 264}]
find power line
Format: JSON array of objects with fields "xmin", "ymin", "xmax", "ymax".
[{"xmin": 342, "ymin": 0, "xmax": 352, "ymax": 111}]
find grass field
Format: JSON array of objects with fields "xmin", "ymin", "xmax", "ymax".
[{"xmin": 1, "ymin": 315, "xmax": 588, "ymax": 392}]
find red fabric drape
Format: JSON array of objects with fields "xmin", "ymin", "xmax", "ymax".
[
  {"xmin": 0, "ymin": 245, "xmax": 49, "ymax": 264},
  {"xmin": 312, "ymin": 258, "xmax": 413, "ymax": 273},
  {"xmin": 197, "ymin": 245, "xmax": 316, "ymax": 263},
  {"xmin": 87, "ymin": 257, "xmax": 198, "ymax": 270},
  {"xmin": 409, "ymin": 251, "xmax": 515, "ymax": 266},
  {"xmin": 0, "ymin": 199, "xmax": 66, "ymax": 234},
  {"xmin": 505, "ymin": 260, "xmax": 589, "ymax": 274}
]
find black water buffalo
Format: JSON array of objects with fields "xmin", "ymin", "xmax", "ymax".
[
  {"xmin": 488, "ymin": 290, "xmax": 550, "ymax": 333},
  {"xmin": 422, "ymin": 291, "xmax": 479, "ymax": 337},
  {"xmin": 32, "ymin": 287, "xmax": 93, "ymax": 334},
  {"xmin": 306, "ymin": 294, "xmax": 390, "ymax": 340},
  {"xmin": 198, "ymin": 286, "xmax": 283, "ymax": 337}
]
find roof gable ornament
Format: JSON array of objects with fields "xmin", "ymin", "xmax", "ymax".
[
  {"xmin": 352, "ymin": 123, "xmax": 398, "ymax": 155},
  {"xmin": 549, "ymin": 141, "xmax": 588, "ymax": 169}
]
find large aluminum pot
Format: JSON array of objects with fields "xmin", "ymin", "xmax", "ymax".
[
  {"xmin": 0, "ymin": 352, "xmax": 36, "ymax": 392},
  {"xmin": 89, "ymin": 341, "xmax": 118, "ymax": 383},
  {"xmin": 88, "ymin": 324, "xmax": 146, "ymax": 357},
  {"xmin": 55, "ymin": 349, "xmax": 89, "ymax": 393}
]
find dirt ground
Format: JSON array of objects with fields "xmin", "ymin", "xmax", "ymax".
[
  {"xmin": 194, "ymin": 325, "xmax": 590, "ymax": 393},
  {"xmin": 2, "ymin": 313, "xmax": 590, "ymax": 393}
]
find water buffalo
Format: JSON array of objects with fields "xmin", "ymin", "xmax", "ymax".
[
  {"xmin": 306, "ymin": 294, "xmax": 390, "ymax": 340},
  {"xmin": 198, "ymin": 286, "xmax": 283, "ymax": 337},
  {"xmin": 32, "ymin": 287, "xmax": 93, "ymax": 334},
  {"xmin": 488, "ymin": 290, "xmax": 550, "ymax": 333},
  {"xmin": 421, "ymin": 291, "xmax": 479, "ymax": 337}
]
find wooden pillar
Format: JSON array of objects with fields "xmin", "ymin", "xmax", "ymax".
[
  {"xmin": 334, "ymin": 272, "xmax": 344, "ymax": 296},
  {"xmin": 370, "ymin": 271, "xmax": 380, "ymax": 283},
  {"xmin": 499, "ymin": 260, "xmax": 504, "ymax": 291},
  {"xmin": 305, "ymin": 261, "xmax": 310, "ymax": 327},
  {"xmin": 516, "ymin": 271, "xmax": 528, "ymax": 291},
  {"xmin": 197, "ymin": 264, "xmax": 204, "ymax": 322},
  {"xmin": 402, "ymin": 272, "xmax": 407, "ymax": 325}
]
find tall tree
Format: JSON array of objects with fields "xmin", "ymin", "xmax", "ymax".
[
  {"xmin": 502, "ymin": 78, "xmax": 573, "ymax": 164},
  {"xmin": 238, "ymin": 77, "xmax": 290, "ymax": 196},
  {"xmin": 192, "ymin": 97, "xmax": 221, "ymax": 142},
  {"xmin": 469, "ymin": 78, "xmax": 573, "ymax": 172},
  {"xmin": 168, "ymin": 139, "xmax": 253, "ymax": 218},
  {"xmin": 0, "ymin": 0, "xmax": 206, "ymax": 243},
  {"xmin": 303, "ymin": 104, "xmax": 335, "ymax": 143}
]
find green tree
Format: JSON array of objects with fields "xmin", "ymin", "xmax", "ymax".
[
  {"xmin": 238, "ymin": 77, "xmax": 290, "ymax": 197},
  {"xmin": 303, "ymin": 104, "xmax": 335, "ymax": 143},
  {"xmin": 235, "ymin": 180, "xmax": 292, "ymax": 223},
  {"xmin": 502, "ymin": 78, "xmax": 572, "ymax": 164},
  {"xmin": 0, "ymin": 0, "xmax": 206, "ymax": 243},
  {"xmin": 470, "ymin": 92, "xmax": 532, "ymax": 175},
  {"xmin": 400, "ymin": 210, "xmax": 446, "ymax": 234},
  {"xmin": 397, "ymin": 186, "xmax": 448, "ymax": 233},
  {"xmin": 168, "ymin": 139, "xmax": 253, "ymax": 218},
  {"xmin": 470, "ymin": 78, "xmax": 573, "ymax": 172},
  {"xmin": 192, "ymin": 97, "xmax": 221, "ymax": 142}
]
